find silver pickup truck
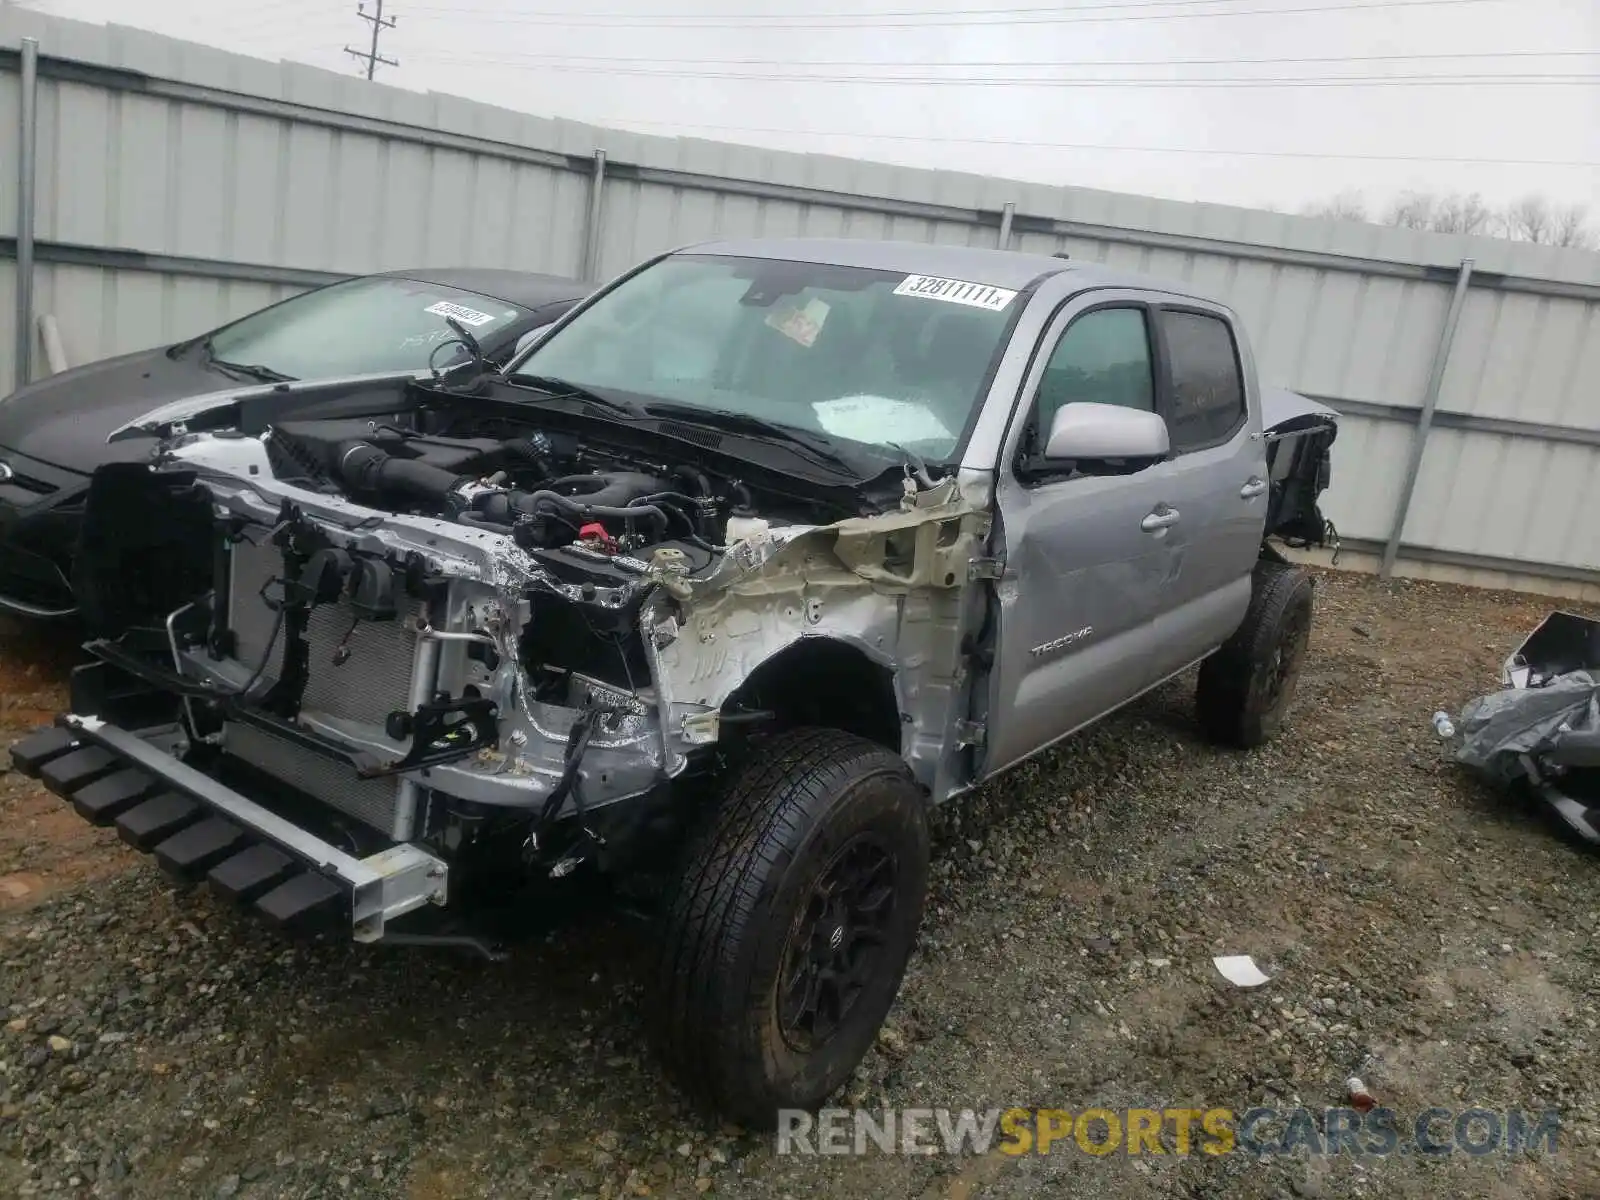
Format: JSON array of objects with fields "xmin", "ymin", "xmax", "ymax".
[{"xmin": 10, "ymin": 237, "xmax": 1338, "ymax": 1128}]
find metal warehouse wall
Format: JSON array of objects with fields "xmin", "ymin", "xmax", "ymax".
[{"xmin": 2, "ymin": 7, "xmax": 1596, "ymax": 596}]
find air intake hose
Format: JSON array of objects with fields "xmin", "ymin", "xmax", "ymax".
[
  {"xmin": 334, "ymin": 441, "xmax": 464, "ymax": 504},
  {"xmin": 473, "ymin": 488, "xmax": 668, "ymax": 535}
]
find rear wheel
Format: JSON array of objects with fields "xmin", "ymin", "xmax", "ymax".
[
  {"xmin": 1196, "ymin": 559, "xmax": 1315, "ymax": 749},
  {"xmin": 647, "ymin": 727, "xmax": 929, "ymax": 1129}
]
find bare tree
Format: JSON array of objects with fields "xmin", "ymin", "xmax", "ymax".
[
  {"xmin": 1300, "ymin": 190, "xmax": 1368, "ymax": 222},
  {"xmin": 1432, "ymin": 193, "xmax": 1496, "ymax": 236},
  {"xmin": 1303, "ymin": 188, "xmax": 1594, "ymax": 249},
  {"xmin": 1384, "ymin": 191, "xmax": 1438, "ymax": 231},
  {"xmin": 1550, "ymin": 203, "xmax": 1596, "ymax": 250},
  {"xmin": 1503, "ymin": 195, "xmax": 1556, "ymax": 244},
  {"xmin": 1501, "ymin": 196, "xmax": 1597, "ymax": 248},
  {"xmin": 1382, "ymin": 191, "xmax": 1496, "ymax": 235}
]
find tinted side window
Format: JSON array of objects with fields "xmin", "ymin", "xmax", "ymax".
[
  {"xmin": 1028, "ymin": 307, "xmax": 1155, "ymax": 451},
  {"xmin": 1160, "ymin": 311, "xmax": 1245, "ymax": 451}
]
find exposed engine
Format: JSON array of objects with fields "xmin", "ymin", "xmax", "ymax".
[
  {"xmin": 63, "ymin": 381, "xmax": 935, "ymax": 888},
  {"xmin": 76, "ymin": 390, "xmax": 890, "ymax": 734},
  {"xmin": 264, "ymin": 416, "xmax": 749, "ymax": 558}
]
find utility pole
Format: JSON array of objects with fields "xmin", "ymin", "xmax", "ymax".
[{"xmin": 344, "ymin": 0, "xmax": 397, "ymax": 81}]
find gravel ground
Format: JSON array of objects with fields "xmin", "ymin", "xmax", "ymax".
[{"xmin": 3, "ymin": 567, "xmax": 1599, "ymax": 1200}]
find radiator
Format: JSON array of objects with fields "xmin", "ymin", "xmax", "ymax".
[
  {"xmin": 222, "ymin": 720, "xmax": 400, "ymax": 835},
  {"xmin": 299, "ymin": 598, "xmax": 423, "ymax": 727},
  {"xmin": 226, "ymin": 539, "xmax": 423, "ymax": 727},
  {"xmin": 222, "ymin": 539, "xmax": 423, "ymax": 837}
]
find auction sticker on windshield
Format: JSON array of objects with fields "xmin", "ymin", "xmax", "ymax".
[
  {"xmin": 893, "ymin": 275, "xmax": 1017, "ymax": 311},
  {"xmin": 424, "ymin": 300, "xmax": 498, "ymax": 327}
]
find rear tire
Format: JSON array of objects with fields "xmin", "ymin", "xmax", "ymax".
[
  {"xmin": 1196, "ymin": 560, "xmax": 1315, "ymax": 749},
  {"xmin": 647, "ymin": 727, "xmax": 929, "ymax": 1129}
]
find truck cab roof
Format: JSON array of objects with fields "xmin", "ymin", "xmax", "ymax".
[{"xmin": 678, "ymin": 236, "xmax": 1228, "ymax": 307}]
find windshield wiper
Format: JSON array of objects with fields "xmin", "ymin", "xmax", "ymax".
[
  {"xmin": 196, "ymin": 338, "xmax": 295, "ymax": 384},
  {"xmin": 510, "ymin": 374, "xmax": 644, "ymax": 417},
  {"xmin": 211, "ymin": 360, "xmax": 296, "ymax": 384},
  {"xmin": 641, "ymin": 402, "xmax": 866, "ymax": 476}
]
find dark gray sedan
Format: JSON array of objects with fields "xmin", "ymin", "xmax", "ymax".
[{"xmin": 0, "ymin": 267, "xmax": 589, "ymax": 618}]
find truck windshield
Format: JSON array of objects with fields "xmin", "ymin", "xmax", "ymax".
[{"xmin": 512, "ymin": 253, "xmax": 1016, "ymax": 461}]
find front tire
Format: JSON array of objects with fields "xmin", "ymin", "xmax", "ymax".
[
  {"xmin": 647, "ymin": 727, "xmax": 929, "ymax": 1129},
  {"xmin": 1196, "ymin": 559, "xmax": 1315, "ymax": 748}
]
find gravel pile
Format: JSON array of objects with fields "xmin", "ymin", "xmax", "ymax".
[{"xmin": 3, "ymin": 570, "xmax": 1599, "ymax": 1199}]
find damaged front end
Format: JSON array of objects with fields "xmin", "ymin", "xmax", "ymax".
[
  {"xmin": 15, "ymin": 382, "xmax": 985, "ymax": 948},
  {"xmin": 1451, "ymin": 610, "xmax": 1600, "ymax": 843}
]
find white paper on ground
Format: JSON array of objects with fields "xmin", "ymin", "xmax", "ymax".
[
  {"xmin": 1212, "ymin": 954, "xmax": 1272, "ymax": 987},
  {"xmin": 813, "ymin": 395, "xmax": 952, "ymax": 445}
]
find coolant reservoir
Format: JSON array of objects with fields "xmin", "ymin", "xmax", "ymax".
[{"xmin": 725, "ymin": 514, "xmax": 770, "ymax": 544}]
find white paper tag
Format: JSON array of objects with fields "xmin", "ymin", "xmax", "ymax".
[
  {"xmin": 1212, "ymin": 955, "xmax": 1272, "ymax": 988},
  {"xmin": 813, "ymin": 395, "xmax": 953, "ymax": 445},
  {"xmin": 893, "ymin": 274, "xmax": 1017, "ymax": 311},
  {"xmin": 424, "ymin": 300, "xmax": 498, "ymax": 327}
]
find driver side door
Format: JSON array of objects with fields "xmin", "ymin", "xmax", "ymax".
[{"xmin": 980, "ymin": 291, "xmax": 1180, "ymax": 777}]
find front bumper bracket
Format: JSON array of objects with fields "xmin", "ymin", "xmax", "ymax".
[{"xmin": 11, "ymin": 714, "xmax": 448, "ymax": 941}]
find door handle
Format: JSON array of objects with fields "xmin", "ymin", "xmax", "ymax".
[
  {"xmin": 1240, "ymin": 477, "xmax": 1268, "ymax": 499},
  {"xmin": 1140, "ymin": 505, "xmax": 1180, "ymax": 533}
]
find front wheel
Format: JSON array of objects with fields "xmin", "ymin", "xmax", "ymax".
[
  {"xmin": 1196, "ymin": 559, "xmax": 1315, "ymax": 749},
  {"xmin": 647, "ymin": 727, "xmax": 930, "ymax": 1129}
]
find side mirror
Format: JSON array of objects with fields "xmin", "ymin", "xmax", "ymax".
[{"xmin": 1043, "ymin": 402, "xmax": 1169, "ymax": 462}]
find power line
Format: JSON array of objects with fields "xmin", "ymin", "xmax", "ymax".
[
  {"xmin": 407, "ymin": 55, "xmax": 1596, "ymax": 87},
  {"xmin": 407, "ymin": 0, "xmax": 1419, "ymax": 14},
  {"xmin": 574, "ymin": 115, "xmax": 1599, "ymax": 168},
  {"xmin": 399, "ymin": 0, "xmax": 1505, "ymax": 30},
  {"xmin": 345, "ymin": 0, "xmax": 398, "ymax": 80},
  {"xmin": 383, "ymin": 48, "xmax": 1600, "ymax": 70}
]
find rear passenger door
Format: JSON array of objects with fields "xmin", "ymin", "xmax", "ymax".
[{"xmin": 1141, "ymin": 304, "xmax": 1267, "ymax": 678}]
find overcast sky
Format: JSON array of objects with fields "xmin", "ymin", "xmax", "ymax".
[{"xmin": 20, "ymin": 0, "xmax": 1599, "ymax": 214}]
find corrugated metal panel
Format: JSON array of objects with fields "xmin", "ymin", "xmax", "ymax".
[
  {"xmin": 23, "ymin": 261, "xmax": 294, "ymax": 369},
  {"xmin": 1, "ymin": 5, "xmax": 1595, "ymax": 585},
  {"xmin": 1442, "ymin": 290, "xmax": 1598, "ymax": 429},
  {"xmin": 1402, "ymin": 428, "xmax": 1600, "ymax": 571},
  {"xmin": 1316, "ymin": 415, "xmax": 1418, "ymax": 546},
  {"xmin": 30, "ymin": 77, "xmax": 590, "ymax": 282}
]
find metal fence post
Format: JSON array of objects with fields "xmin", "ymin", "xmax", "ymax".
[
  {"xmin": 581, "ymin": 148, "xmax": 608, "ymax": 282},
  {"xmin": 997, "ymin": 202, "xmax": 1015, "ymax": 251},
  {"xmin": 13, "ymin": 36, "xmax": 40, "ymax": 391},
  {"xmin": 1380, "ymin": 257, "xmax": 1474, "ymax": 579}
]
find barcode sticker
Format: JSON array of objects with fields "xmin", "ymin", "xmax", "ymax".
[
  {"xmin": 424, "ymin": 300, "xmax": 498, "ymax": 327},
  {"xmin": 893, "ymin": 275, "xmax": 1017, "ymax": 311}
]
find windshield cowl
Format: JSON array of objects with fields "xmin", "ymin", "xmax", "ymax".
[
  {"xmin": 640, "ymin": 400, "xmax": 878, "ymax": 478},
  {"xmin": 504, "ymin": 377, "xmax": 883, "ymax": 483}
]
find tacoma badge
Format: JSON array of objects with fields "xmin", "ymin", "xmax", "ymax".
[{"xmin": 1030, "ymin": 626, "xmax": 1094, "ymax": 658}]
